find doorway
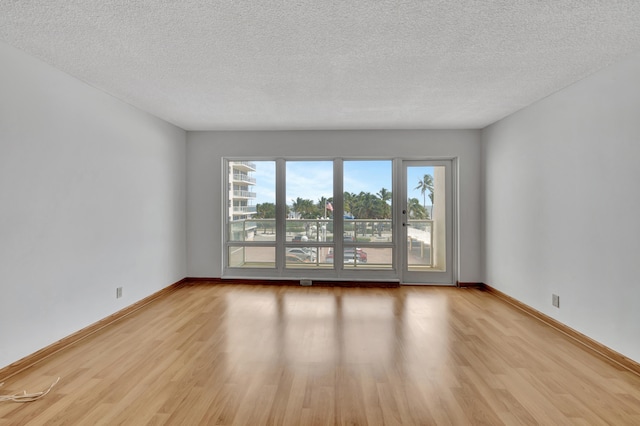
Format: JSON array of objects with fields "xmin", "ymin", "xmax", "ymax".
[{"xmin": 400, "ymin": 160, "xmax": 454, "ymax": 285}]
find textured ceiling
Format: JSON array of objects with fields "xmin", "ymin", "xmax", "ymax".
[{"xmin": 1, "ymin": 1, "xmax": 640, "ymax": 130}]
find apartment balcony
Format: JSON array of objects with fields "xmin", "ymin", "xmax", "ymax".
[
  {"xmin": 233, "ymin": 190, "xmax": 257, "ymax": 199},
  {"xmin": 231, "ymin": 161, "xmax": 256, "ymax": 172},
  {"xmin": 232, "ymin": 205, "xmax": 257, "ymax": 214},
  {"xmin": 232, "ymin": 173, "xmax": 257, "ymax": 184}
]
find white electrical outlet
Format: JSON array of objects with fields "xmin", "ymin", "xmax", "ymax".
[
  {"xmin": 116, "ymin": 287, "xmax": 123, "ymax": 299},
  {"xmin": 552, "ymin": 294, "xmax": 560, "ymax": 308}
]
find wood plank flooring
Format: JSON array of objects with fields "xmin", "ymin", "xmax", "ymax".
[{"xmin": 1, "ymin": 283, "xmax": 639, "ymax": 425}]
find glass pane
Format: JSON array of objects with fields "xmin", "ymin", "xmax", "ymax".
[
  {"xmin": 406, "ymin": 221, "xmax": 433, "ymax": 268},
  {"xmin": 252, "ymin": 219, "xmax": 276, "ymax": 242},
  {"xmin": 286, "ymin": 246, "xmax": 333, "ymax": 269},
  {"xmin": 285, "ymin": 161, "xmax": 333, "ymax": 269},
  {"xmin": 343, "ymin": 247, "xmax": 392, "ymax": 269},
  {"xmin": 406, "ymin": 165, "xmax": 445, "ymax": 271},
  {"xmin": 229, "ymin": 161, "xmax": 275, "ymax": 242},
  {"xmin": 286, "ymin": 161, "xmax": 333, "ymax": 230},
  {"xmin": 286, "ymin": 219, "xmax": 332, "ymax": 243},
  {"xmin": 343, "ymin": 161, "xmax": 392, "ymax": 243},
  {"xmin": 228, "ymin": 246, "xmax": 275, "ymax": 268}
]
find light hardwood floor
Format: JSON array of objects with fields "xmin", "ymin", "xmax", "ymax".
[{"xmin": 1, "ymin": 283, "xmax": 639, "ymax": 425}]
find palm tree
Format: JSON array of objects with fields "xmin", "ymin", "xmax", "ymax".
[
  {"xmin": 415, "ymin": 174, "xmax": 434, "ymax": 209},
  {"xmin": 291, "ymin": 198, "xmax": 301, "ymax": 218},
  {"xmin": 376, "ymin": 187, "xmax": 392, "ymax": 219},
  {"xmin": 377, "ymin": 188, "xmax": 391, "ymax": 203},
  {"xmin": 256, "ymin": 202, "xmax": 276, "ymax": 233},
  {"xmin": 343, "ymin": 192, "xmax": 356, "ymax": 216},
  {"xmin": 317, "ymin": 196, "xmax": 328, "ymax": 212},
  {"xmin": 256, "ymin": 202, "xmax": 275, "ymax": 218},
  {"xmin": 295, "ymin": 198, "xmax": 316, "ymax": 219},
  {"xmin": 316, "ymin": 196, "xmax": 333, "ymax": 218},
  {"xmin": 407, "ymin": 197, "xmax": 428, "ymax": 219},
  {"xmin": 352, "ymin": 191, "xmax": 378, "ymax": 219}
]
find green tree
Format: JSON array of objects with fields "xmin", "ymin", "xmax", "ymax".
[
  {"xmin": 255, "ymin": 202, "xmax": 276, "ymax": 233},
  {"xmin": 343, "ymin": 192, "xmax": 356, "ymax": 216},
  {"xmin": 291, "ymin": 198, "xmax": 300, "ymax": 217},
  {"xmin": 291, "ymin": 197, "xmax": 317, "ymax": 219},
  {"xmin": 376, "ymin": 187, "xmax": 392, "ymax": 219},
  {"xmin": 316, "ymin": 196, "xmax": 333, "ymax": 217},
  {"xmin": 352, "ymin": 191, "xmax": 376, "ymax": 219},
  {"xmin": 415, "ymin": 174, "xmax": 434, "ymax": 208},
  {"xmin": 317, "ymin": 196, "xmax": 328, "ymax": 211},
  {"xmin": 256, "ymin": 202, "xmax": 275, "ymax": 219},
  {"xmin": 408, "ymin": 197, "xmax": 428, "ymax": 219}
]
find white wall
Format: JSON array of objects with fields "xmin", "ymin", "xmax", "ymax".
[
  {"xmin": 0, "ymin": 42, "xmax": 187, "ymax": 369},
  {"xmin": 482, "ymin": 51, "xmax": 640, "ymax": 363},
  {"xmin": 187, "ymin": 130, "xmax": 482, "ymax": 282}
]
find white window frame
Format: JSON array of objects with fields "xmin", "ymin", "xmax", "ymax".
[{"xmin": 222, "ymin": 157, "xmax": 457, "ymax": 285}]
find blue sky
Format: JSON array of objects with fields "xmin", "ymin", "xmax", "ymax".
[
  {"xmin": 407, "ymin": 165, "xmax": 435, "ymax": 206},
  {"xmin": 251, "ymin": 161, "xmax": 433, "ymax": 206},
  {"xmin": 252, "ymin": 161, "xmax": 276, "ymax": 204}
]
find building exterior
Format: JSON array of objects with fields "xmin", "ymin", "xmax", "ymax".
[
  {"xmin": 228, "ymin": 161, "xmax": 257, "ymax": 221},
  {"xmin": 229, "ymin": 161, "xmax": 257, "ymax": 240}
]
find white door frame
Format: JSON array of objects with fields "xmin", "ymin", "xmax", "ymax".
[{"xmin": 398, "ymin": 159, "xmax": 457, "ymax": 285}]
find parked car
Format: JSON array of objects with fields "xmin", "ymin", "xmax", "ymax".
[
  {"xmin": 344, "ymin": 248, "xmax": 367, "ymax": 263},
  {"xmin": 325, "ymin": 248, "xmax": 367, "ymax": 264},
  {"xmin": 286, "ymin": 247, "xmax": 317, "ymax": 262},
  {"xmin": 285, "ymin": 254, "xmax": 309, "ymax": 264}
]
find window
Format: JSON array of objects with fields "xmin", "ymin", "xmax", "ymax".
[
  {"xmin": 342, "ymin": 160, "xmax": 393, "ymax": 269},
  {"xmin": 227, "ymin": 160, "xmax": 276, "ymax": 268},
  {"xmin": 223, "ymin": 157, "xmax": 453, "ymax": 283},
  {"xmin": 285, "ymin": 161, "xmax": 333, "ymax": 269}
]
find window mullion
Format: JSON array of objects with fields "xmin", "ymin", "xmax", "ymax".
[
  {"xmin": 275, "ymin": 158, "xmax": 286, "ymax": 272},
  {"xmin": 333, "ymin": 159, "xmax": 344, "ymax": 271}
]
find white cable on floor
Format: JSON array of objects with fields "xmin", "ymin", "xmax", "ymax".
[{"xmin": 0, "ymin": 377, "xmax": 60, "ymax": 402}]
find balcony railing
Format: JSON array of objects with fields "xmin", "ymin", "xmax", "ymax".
[
  {"xmin": 232, "ymin": 205, "xmax": 257, "ymax": 214},
  {"xmin": 231, "ymin": 161, "xmax": 256, "ymax": 170},
  {"xmin": 233, "ymin": 190, "xmax": 257, "ymax": 198},
  {"xmin": 232, "ymin": 173, "xmax": 257, "ymax": 184},
  {"xmin": 227, "ymin": 218, "xmax": 433, "ymax": 267}
]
